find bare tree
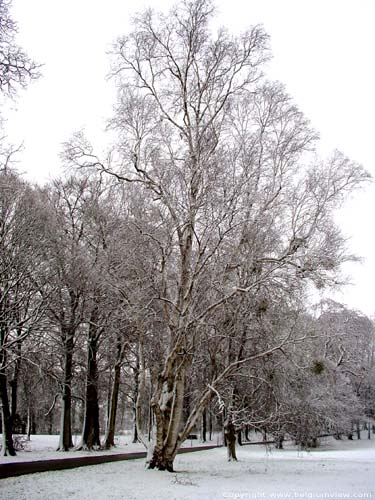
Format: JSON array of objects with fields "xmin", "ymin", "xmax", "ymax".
[
  {"xmin": 37, "ymin": 177, "xmax": 92, "ymax": 451},
  {"xmin": 64, "ymin": 0, "xmax": 369, "ymax": 471},
  {"xmin": 0, "ymin": 170, "xmax": 45, "ymax": 455},
  {"xmin": 0, "ymin": 0, "xmax": 40, "ymax": 95}
]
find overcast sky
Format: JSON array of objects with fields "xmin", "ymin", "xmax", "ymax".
[{"xmin": 5, "ymin": 0, "xmax": 375, "ymax": 316}]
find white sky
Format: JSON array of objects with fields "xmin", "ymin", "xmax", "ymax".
[{"xmin": 5, "ymin": 0, "xmax": 375, "ymax": 316}]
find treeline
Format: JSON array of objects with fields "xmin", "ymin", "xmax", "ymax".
[
  {"xmin": 0, "ymin": 0, "xmax": 374, "ymax": 471},
  {"xmin": 0, "ymin": 168, "xmax": 374, "ymax": 459}
]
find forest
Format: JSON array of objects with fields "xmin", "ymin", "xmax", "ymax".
[{"xmin": 0, "ymin": 0, "xmax": 374, "ymax": 473}]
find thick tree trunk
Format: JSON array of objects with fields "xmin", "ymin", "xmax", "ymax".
[
  {"xmin": 104, "ymin": 361, "xmax": 121, "ymax": 449},
  {"xmin": 148, "ymin": 365, "xmax": 186, "ymax": 472},
  {"xmin": 148, "ymin": 447, "xmax": 175, "ymax": 472},
  {"xmin": 79, "ymin": 313, "xmax": 101, "ymax": 450},
  {"xmin": 0, "ymin": 326, "xmax": 16, "ymax": 456},
  {"xmin": 0, "ymin": 365, "xmax": 16, "ymax": 456},
  {"xmin": 58, "ymin": 333, "xmax": 74, "ymax": 451}
]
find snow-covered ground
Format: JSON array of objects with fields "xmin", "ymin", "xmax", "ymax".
[
  {"xmin": 1, "ymin": 436, "xmax": 374, "ymax": 499},
  {"xmin": 0, "ymin": 432, "xmax": 223, "ymax": 463}
]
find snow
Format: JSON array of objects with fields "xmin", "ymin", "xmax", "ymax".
[
  {"xmin": 0, "ymin": 434, "xmax": 148, "ymax": 463},
  {"xmin": 1, "ymin": 436, "xmax": 375, "ymax": 499},
  {"xmin": 0, "ymin": 433, "xmax": 222, "ymax": 463}
]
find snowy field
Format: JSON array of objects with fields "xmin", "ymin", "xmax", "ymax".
[
  {"xmin": 0, "ymin": 432, "xmax": 222, "ymax": 463},
  {"xmin": 1, "ymin": 436, "xmax": 375, "ymax": 499}
]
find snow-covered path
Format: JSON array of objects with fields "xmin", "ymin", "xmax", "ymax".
[{"xmin": 1, "ymin": 437, "xmax": 374, "ymax": 499}]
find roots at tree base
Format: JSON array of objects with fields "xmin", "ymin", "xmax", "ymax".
[{"xmin": 147, "ymin": 448, "xmax": 175, "ymax": 472}]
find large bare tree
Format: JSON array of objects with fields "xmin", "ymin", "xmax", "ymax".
[{"xmin": 64, "ymin": 0, "xmax": 369, "ymax": 470}]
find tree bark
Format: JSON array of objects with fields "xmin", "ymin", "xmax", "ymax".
[
  {"xmin": 356, "ymin": 421, "xmax": 361, "ymax": 440},
  {"xmin": 224, "ymin": 419, "xmax": 237, "ymax": 461},
  {"xmin": 0, "ymin": 324, "xmax": 16, "ymax": 456},
  {"xmin": 209, "ymin": 407, "xmax": 213, "ymax": 441},
  {"xmin": 148, "ymin": 363, "xmax": 186, "ymax": 472},
  {"xmin": 10, "ymin": 333, "xmax": 22, "ymax": 432},
  {"xmin": 79, "ymin": 316, "xmax": 101, "ymax": 450},
  {"xmin": 244, "ymin": 425, "xmax": 250, "ymax": 441},
  {"xmin": 0, "ymin": 363, "xmax": 16, "ymax": 456},
  {"xmin": 132, "ymin": 355, "xmax": 140, "ymax": 443},
  {"xmin": 26, "ymin": 405, "xmax": 33, "ymax": 441},
  {"xmin": 57, "ymin": 331, "xmax": 74, "ymax": 451},
  {"xmin": 104, "ymin": 358, "xmax": 121, "ymax": 449},
  {"xmin": 201, "ymin": 408, "xmax": 207, "ymax": 442},
  {"xmin": 275, "ymin": 434, "xmax": 284, "ymax": 449}
]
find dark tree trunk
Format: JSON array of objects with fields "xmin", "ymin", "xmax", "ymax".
[
  {"xmin": 356, "ymin": 421, "xmax": 361, "ymax": 440},
  {"xmin": 58, "ymin": 332, "xmax": 74, "ymax": 451},
  {"xmin": 0, "ymin": 365, "xmax": 16, "ymax": 456},
  {"xmin": 79, "ymin": 312, "xmax": 101, "ymax": 450},
  {"xmin": 148, "ymin": 447, "xmax": 175, "ymax": 472},
  {"xmin": 0, "ymin": 326, "xmax": 16, "ymax": 456},
  {"xmin": 224, "ymin": 419, "xmax": 237, "ymax": 461},
  {"xmin": 132, "ymin": 356, "xmax": 139, "ymax": 443},
  {"xmin": 202, "ymin": 408, "xmax": 207, "ymax": 442},
  {"xmin": 275, "ymin": 434, "xmax": 284, "ymax": 449},
  {"xmin": 244, "ymin": 425, "xmax": 250, "ymax": 441},
  {"xmin": 237, "ymin": 428, "xmax": 242, "ymax": 446},
  {"xmin": 209, "ymin": 406, "xmax": 213, "ymax": 441},
  {"xmin": 104, "ymin": 360, "xmax": 121, "ymax": 449}
]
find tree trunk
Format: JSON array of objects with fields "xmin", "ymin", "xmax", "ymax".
[
  {"xmin": 201, "ymin": 408, "xmax": 207, "ymax": 442},
  {"xmin": 275, "ymin": 434, "xmax": 284, "ymax": 449},
  {"xmin": 244, "ymin": 425, "xmax": 250, "ymax": 441},
  {"xmin": 237, "ymin": 428, "xmax": 242, "ymax": 446},
  {"xmin": 57, "ymin": 332, "xmax": 74, "ymax": 451},
  {"xmin": 356, "ymin": 421, "xmax": 361, "ymax": 440},
  {"xmin": 262, "ymin": 428, "xmax": 267, "ymax": 442},
  {"xmin": 132, "ymin": 355, "xmax": 140, "ymax": 443},
  {"xmin": 209, "ymin": 407, "xmax": 213, "ymax": 441},
  {"xmin": 148, "ymin": 395, "xmax": 153, "ymax": 442},
  {"xmin": 104, "ymin": 361, "xmax": 121, "ymax": 449},
  {"xmin": 224, "ymin": 419, "xmax": 237, "ymax": 461},
  {"xmin": 0, "ymin": 326, "xmax": 16, "ymax": 456},
  {"xmin": 148, "ymin": 447, "xmax": 175, "ymax": 472},
  {"xmin": 79, "ymin": 318, "xmax": 100, "ymax": 450},
  {"xmin": 0, "ymin": 364, "xmax": 16, "ymax": 456},
  {"xmin": 148, "ymin": 365, "xmax": 186, "ymax": 472},
  {"xmin": 10, "ymin": 335, "xmax": 22, "ymax": 432},
  {"xmin": 26, "ymin": 405, "xmax": 34, "ymax": 441}
]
